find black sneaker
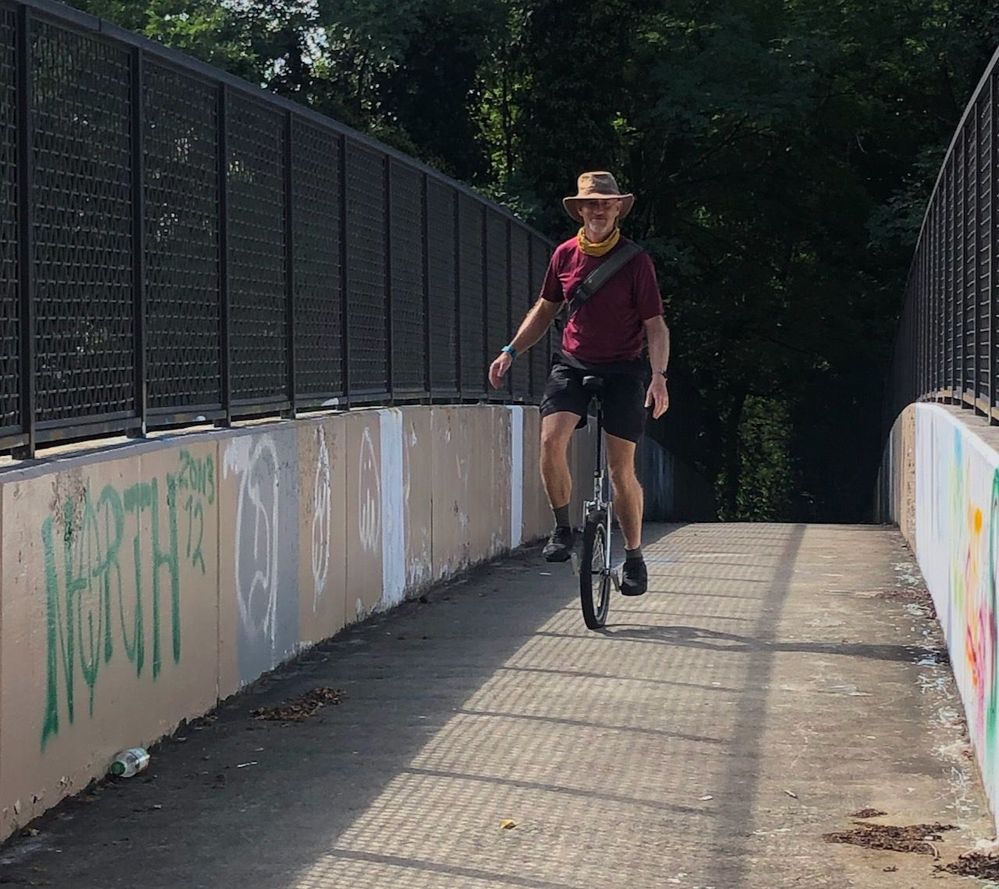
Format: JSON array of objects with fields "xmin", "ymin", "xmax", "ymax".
[
  {"xmin": 543, "ymin": 525, "xmax": 575, "ymax": 562},
  {"xmin": 620, "ymin": 558, "xmax": 648, "ymax": 596}
]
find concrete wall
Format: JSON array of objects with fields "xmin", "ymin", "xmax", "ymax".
[
  {"xmin": 879, "ymin": 402, "xmax": 999, "ymax": 827},
  {"xmin": 0, "ymin": 405, "xmax": 557, "ymax": 841}
]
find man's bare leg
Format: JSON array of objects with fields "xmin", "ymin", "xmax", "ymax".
[
  {"xmin": 606, "ymin": 433, "xmax": 648, "ymax": 595},
  {"xmin": 540, "ymin": 412, "xmax": 580, "ymax": 560}
]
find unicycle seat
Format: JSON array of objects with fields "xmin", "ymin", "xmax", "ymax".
[{"xmin": 581, "ymin": 375, "xmax": 605, "ymax": 396}]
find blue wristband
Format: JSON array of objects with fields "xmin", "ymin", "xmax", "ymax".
[{"xmin": 501, "ymin": 345, "xmax": 518, "ymax": 360}]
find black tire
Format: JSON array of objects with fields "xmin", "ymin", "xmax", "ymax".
[{"xmin": 580, "ymin": 510, "xmax": 611, "ymax": 630}]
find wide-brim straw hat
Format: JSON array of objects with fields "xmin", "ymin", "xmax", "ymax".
[{"xmin": 562, "ymin": 171, "xmax": 635, "ymax": 223}]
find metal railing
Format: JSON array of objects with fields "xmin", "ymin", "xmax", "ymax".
[
  {"xmin": 885, "ymin": 44, "xmax": 999, "ymax": 430},
  {"xmin": 0, "ymin": 0, "xmax": 553, "ymax": 458}
]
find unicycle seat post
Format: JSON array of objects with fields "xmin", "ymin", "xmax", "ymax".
[{"xmin": 581, "ymin": 375, "xmax": 605, "ymax": 505}]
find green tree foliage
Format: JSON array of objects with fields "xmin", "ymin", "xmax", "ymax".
[{"xmin": 69, "ymin": 0, "xmax": 999, "ymax": 520}]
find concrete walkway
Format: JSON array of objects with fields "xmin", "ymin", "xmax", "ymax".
[{"xmin": 0, "ymin": 523, "xmax": 992, "ymax": 888}]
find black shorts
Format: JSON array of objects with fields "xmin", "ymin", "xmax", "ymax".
[{"xmin": 540, "ymin": 359, "xmax": 650, "ymax": 443}]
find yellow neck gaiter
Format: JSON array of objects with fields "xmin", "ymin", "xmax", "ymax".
[{"xmin": 577, "ymin": 226, "xmax": 621, "ymax": 257}]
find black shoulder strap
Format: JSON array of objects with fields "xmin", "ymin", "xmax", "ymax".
[{"xmin": 567, "ymin": 240, "xmax": 643, "ymax": 318}]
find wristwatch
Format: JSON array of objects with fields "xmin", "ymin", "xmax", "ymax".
[{"xmin": 501, "ymin": 345, "xmax": 518, "ymax": 360}]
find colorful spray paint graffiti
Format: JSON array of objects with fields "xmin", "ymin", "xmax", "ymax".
[
  {"xmin": 39, "ymin": 450, "xmax": 216, "ymax": 749},
  {"xmin": 915, "ymin": 405, "xmax": 999, "ymax": 811}
]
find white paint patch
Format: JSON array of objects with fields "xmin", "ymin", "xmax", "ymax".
[
  {"xmin": 358, "ymin": 427, "xmax": 380, "ymax": 553},
  {"xmin": 223, "ymin": 435, "xmax": 280, "ymax": 656},
  {"xmin": 311, "ymin": 425, "xmax": 332, "ymax": 612},
  {"xmin": 380, "ymin": 409, "xmax": 406, "ymax": 608},
  {"xmin": 405, "ymin": 418, "xmax": 432, "ymax": 589},
  {"xmin": 508, "ymin": 406, "xmax": 523, "ymax": 548}
]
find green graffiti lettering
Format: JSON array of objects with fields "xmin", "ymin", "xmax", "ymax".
[
  {"xmin": 39, "ymin": 453, "xmax": 215, "ymax": 749},
  {"xmin": 41, "ymin": 517, "xmax": 65, "ymax": 748},
  {"xmin": 161, "ymin": 474, "xmax": 181, "ymax": 666}
]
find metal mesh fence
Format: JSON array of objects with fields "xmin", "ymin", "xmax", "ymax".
[
  {"xmin": 291, "ymin": 118, "xmax": 342, "ymax": 402},
  {"xmin": 226, "ymin": 93, "xmax": 286, "ymax": 405},
  {"xmin": 426, "ymin": 177, "xmax": 457, "ymax": 394},
  {"xmin": 963, "ymin": 123, "xmax": 976, "ymax": 396},
  {"xmin": 389, "ymin": 160, "xmax": 425, "ymax": 394},
  {"xmin": 459, "ymin": 194, "xmax": 484, "ymax": 396},
  {"xmin": 530, "ymin": 237, "xmax": 551, "ymax": 400},
  {"xmin": 31, "ymin": 19, "xmax": 134, "ymax": 425},
  {"xmin": 346, "ymin": 139, "xmax": 387, "ymax": 397},
  {"xmin": 144, "ymin": 60, "xmax": 221, "ymax": 412},
  {"xmin": 0, "ymin": 7, "xmax": 19, "ymax": 431},
  {"xmin": 3, "ymin": 0, "xmax": 549, "ymax": 455},
  {"xmin": 980, "ymin": 95, "xmax": 994, "ymax": 405},
  {"xmin": 955, "ymin": 132, "xmax": 966, "ymax": 396},
  {"xmin": 887, "ymin": 50, "xmax": 999, "ymax": 431},
  {"xmin": 485, "ymin": 209, "xmax": 509, "ymax": 398},
  {"xmin": 509, "ymin": 225, "xmax": 530, "ymax": 399}
]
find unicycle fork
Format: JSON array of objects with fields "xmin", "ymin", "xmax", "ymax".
[{"xmin": 574, "ymin": 375, "xmax": 617, "ymax": 629}]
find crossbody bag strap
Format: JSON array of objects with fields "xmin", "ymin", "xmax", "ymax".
[{"xmin": 567, "ymin": 240, "xmax": 644, "ymax": 318}]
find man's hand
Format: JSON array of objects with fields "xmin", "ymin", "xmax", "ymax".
[
  {"xmin": 645, "ymin": 375, "xmax": 669, "ymax": 419},
  {"xmin": 488, "ymin": 352, "xmax": 513, "ymax": 389}
]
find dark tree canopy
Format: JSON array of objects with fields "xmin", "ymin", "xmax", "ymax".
[{"xmin": 73, "ymin": 0, "xmax": 999, "ymax": 520}]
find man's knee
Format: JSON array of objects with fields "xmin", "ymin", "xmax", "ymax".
[
  {"xmin": 609, "ymin": 461, "xmax": 639, "ymax": 489},
  {"xmin": 607, "ymin": 446, "xmax": 639, "ymax": 489},
  {"xmin": 540, "ymin": 415, "xmax": 576, "ymax": 457}
]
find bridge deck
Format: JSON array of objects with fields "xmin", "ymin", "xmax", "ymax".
[{"xmin": 0, "ymin": 524, "xmax": 990, "ymax": 888}]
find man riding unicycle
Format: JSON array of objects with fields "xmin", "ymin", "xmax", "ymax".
[{"xmin": 488, "ymin": 171, "xmax": 670, "ymax": 597}]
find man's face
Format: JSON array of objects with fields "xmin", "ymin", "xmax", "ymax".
[{"xmin": 577, "ymin": 198, "xmax": 622, "ymax": 229}]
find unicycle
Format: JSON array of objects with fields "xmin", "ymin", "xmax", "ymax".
[{"xmin": 575, "ymin": 375, "xmax": 619, "ymax": 630}]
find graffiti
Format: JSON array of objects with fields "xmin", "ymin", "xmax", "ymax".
[
  {"xmin": 915, "ymin": 405, "xmax": 999, "ymax": 810},
  {"xmin": 988, "ymin": 469, "xmax": 999, "ymax": 766},
  {"xmin": 177, "ymin": 449, "xmax": 214, "ymax": 575},
  {"xmin": 358, "ymin": 427, "xmax": 380, "ymax": 553},
  {"xmin": 312, "ymin": 426, "xmax": 332, "ymax": 611},
  {"xmin": 40, "ymin": 452, "xmax": 216, "ymax": 749},
  {"xmin": 224, "ymin": 435, "xmax": 280, "ymax": 656}
]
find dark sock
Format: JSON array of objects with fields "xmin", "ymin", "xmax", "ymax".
[
  {"xmin": 553, "ymin": 504, "xmax": 571, "ymax": 528},
  {"xmin": 625, "ymin": 546, "xmax": 643, "ymax": 562}
]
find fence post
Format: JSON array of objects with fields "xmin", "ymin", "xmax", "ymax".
[
  {"xmin": 283, "ymin": 111, "xmax": 296, "ymax": 418},
  {"xmin": 384, "ymin": 155, "xmax": 393, "ymax": 402},
  {"xmin": 338, "ymin": 133, "xmax": 350, "ymax": 407},
  {"xmin": 974, "ymin": 107, "xmax": 982, "ymax": 412},
  {"xmin": 963, "ymin": 129, "xmax": 971, "ymax": 409},
  {"xmin": 526, "ymin": 236, "xmax": 533, "ymax": 400},
  {"xmin": 217, "ymin": 84, "xmax": 231, "ymax": 426},
  {"xmin": 952, "ymin": 160, "xmax": 959, "ymax": 402},
  {"xmin": 130, "ymin": 46, "xmax": 147, "ymax": 436},
  {"xmin": 934, "ymin": 198, "xmax": 941, "ymax": 400},
  {"xmin": 453, "ymin": 189, "xmax": 461, "ymax": 400},
  {"xmin": 14, "ymin": 4, "xmax": 34, "ymax": 459},
  {"xmin": 421, "ymin": 172, "xmax": 431, "ymax": 399},
  {"xmin": 992, "ymin": 72, "xmax": 998, "ymax": 423},
  {"xmin": 505, "ymin": 218, "xmax": 513, "ymax": 398},
  {"xmin": 481, "ymin": 208, "xmax": 488, "ymax": 400}
]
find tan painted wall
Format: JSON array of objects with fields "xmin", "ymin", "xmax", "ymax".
[
  {"xmin": 879, "ymin": 402, "xmax": 999, "ymax": 832},
  {"xmin": 877, "ymin": 403, "xmax": 917, "ymax": 546},
  {"xmin": 0, "ymin": 405, "xmax": 569, "ymax": 840}
]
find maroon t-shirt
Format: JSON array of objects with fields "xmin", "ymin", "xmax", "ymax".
[{"xmin": 540, "ymin": 237, "xmax": 663, "ymax": 364}]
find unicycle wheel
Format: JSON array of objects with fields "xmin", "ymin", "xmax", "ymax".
[{"xmin": 580, "ymin": 510, "xmax": 611, "ymax": 630}]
